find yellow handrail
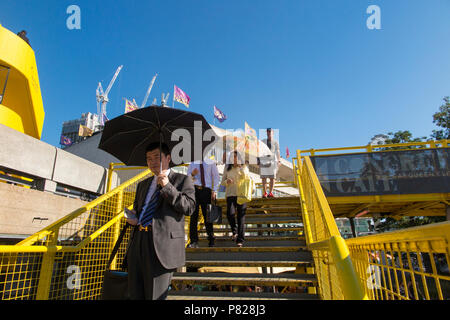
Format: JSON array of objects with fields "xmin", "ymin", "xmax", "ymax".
[
  {"xmin": 294, "ymin": 143, "xmax": 450, "ymax": 300},
  {"xmin": 294, "ymin": 150, "xmax": 368, "ymax": 300},
  {"xmin": 345, "ymin": 221, "xmax": 450, "ymax": 300},
  {"xmin": 299, "ymin": 139, "xmax": 449, "ymax": 156},
  {"xmin": 0, "ymin": 168, "xmax": 153, "ymax": 300}
]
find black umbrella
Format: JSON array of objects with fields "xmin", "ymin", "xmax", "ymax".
[{"xmin": 98, "ymin": 105, "xmax": 218, "ymax": 168}]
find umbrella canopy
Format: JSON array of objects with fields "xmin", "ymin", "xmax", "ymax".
[{"xmin": 98, "ymin": 106, "xmax": 218, "ymax": 167}]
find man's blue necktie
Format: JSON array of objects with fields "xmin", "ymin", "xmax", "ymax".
[{"xmin": 139, "ymin": 188, "xmax": 160, "ymax": 227}]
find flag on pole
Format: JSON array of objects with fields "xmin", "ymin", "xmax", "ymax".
[
  {"xmin": 286, "ymin": 147, "xmax": 290, "ymax": 158},
  {"xmin": 173, "ymin": 85, "xmax": 190, "ymax": 108},
  {"xmin": 125, "ymin": 99, "xmax": 138, "ymax": 113},
  {"xmin": 244, "ymin": 121, "xmax": 257, "ymax": 142},
  {"xmin": 78, "ymin": 124, "xmax": 93, "ymax": 137},
  {"xmin": 213, "ymin": 106, "xmax": 227, "ymax": 123},
  {"xmin": 244, "ymin": 121, "xmax": 258, "ymax": 156},
  {"xmin": 60, "ymin": 135, "xmax": 73, "ymax": 146}
]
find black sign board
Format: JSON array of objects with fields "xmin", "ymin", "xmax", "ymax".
[{"xmin": 310, "ymin": 148, "xmax": 450, "ymax": 197}]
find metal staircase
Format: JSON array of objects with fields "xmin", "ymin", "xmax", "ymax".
[{"xmin": 168, "ymin": 197, "xmax": 320, "ymax": 300}]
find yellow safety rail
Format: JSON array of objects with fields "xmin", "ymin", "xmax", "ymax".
[
  {"xmin": 293, "ymin": 139, "xmax": 450, "ymax": 300},
  {"xmin": 0, "ymin": 168, "xmax": 152, "ymax": 300},
  {"xmin": 293, "ymin": 150, "xmax": 368, "ymax": 300},
  {"xmin": 346, "ymin": 221, "xmax": 450, "ymax": 300},
  {"xmin": 299, "ymin": 139, "xmax": 448, "ymax": 156}
]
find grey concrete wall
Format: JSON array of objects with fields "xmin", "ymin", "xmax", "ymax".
[
  {"xmin": 0, "ymin": 124, "xmax": 56, "ymax": 179},
  {"xmin": 52, "ymin": 148, "xmax": 108, "ymax": 194},
  {"xmin": 0, "ymin": 182, "xmax": 87, "ymax": 236},
  {"xmin": 0, "ymin": 123, "xmax": 118, "ymax": 194},
  {"xmin": 64, "ymin": 133, "xmax": 122, "ymax": 168}
]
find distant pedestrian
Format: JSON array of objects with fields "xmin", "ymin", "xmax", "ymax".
[
  {"xmin": 220, "ymin": 151, "xmax": 249, "ymax": 247},
  {"xmin": 260, "ymin": 128, "xmax": 280, "ymax": 198},
  {"xmin": 17, "ymin": 30, "xmax": 31, "ymax": 47},
  {"xmin": 187, "ymin": 158, "xmax": 220, "ymax": 248}
]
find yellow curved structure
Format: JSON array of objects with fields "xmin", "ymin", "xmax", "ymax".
[{"xmin": 0, "ymin": 24, "xmax": 44, "ymax": 139}]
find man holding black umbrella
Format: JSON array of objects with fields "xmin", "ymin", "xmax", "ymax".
[
  {"xmin": 98, "ymin": 105, "xmax": 218, "ymax": 299},
  {"xmin": 125, "ymin": 142, "xmax": 195, "ymax": 300}
]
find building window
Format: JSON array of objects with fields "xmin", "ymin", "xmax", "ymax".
[{"xmin": 0, "ymin": 65, "xmax": 11, "ymax": 104}]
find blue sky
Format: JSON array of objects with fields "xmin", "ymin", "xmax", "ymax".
[{"xmin": 2, "ymin": 0, "xmax": 450, "ymax": 157}]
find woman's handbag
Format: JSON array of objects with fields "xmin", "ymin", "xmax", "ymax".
[
  {"xmin": 101, "ymin": 223, "xmax": 130, "ymax": 300},
  {"xmin": 237, "ymin": 175, "xmax": 254, "ymax": 205},
  {"xmin": 206, "ymin": 200, "xmax": 222, "ymax": 224},
  {"xmin": 258, "ymin": 155, "xmax": 274, "ymax": 168}
]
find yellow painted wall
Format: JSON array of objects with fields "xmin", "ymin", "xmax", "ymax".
[{"xmin": 0, "ymin": 24, "xmax": 44, "ymax": 139}]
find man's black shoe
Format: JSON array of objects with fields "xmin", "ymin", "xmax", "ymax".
[
  {"xmin": 208, "ymin": 239, "xmax": 215, "ymax": 247},
  {"xmin": 188, "ymin": 242, "xmax": 199, "ymax": 248}
]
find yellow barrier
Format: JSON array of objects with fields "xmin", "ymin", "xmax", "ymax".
[
  {"xmin": 0, "ymin": 168, "xmax": 152, "ymax": 300},
  {"xmin": 346, "ymin": 221, "xmax": 450, "ymax": 300},
  {"xmin": 293, "ymin": 151, "xmax": 368, "ymax": 300},
  {"xmin": 293, "ymin": 144, "xmax": 450, "ymax": 300},
  {"xmin": 299, "ymin": 139, "xmax": 449, "ymax": 156}
]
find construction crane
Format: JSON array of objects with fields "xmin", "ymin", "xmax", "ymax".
[
  {"xmin": 96, "ymin": 65, "xmax": 123, "ymax": 124},
  {"xmin": 161, "ymin": 92, "xmax": 171, "ymax": 106},
  {"xmin": 140, "ymin": 73, "xmax": 158, "ymax": 108}
]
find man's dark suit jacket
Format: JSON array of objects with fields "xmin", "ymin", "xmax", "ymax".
[{"xmin": 127, "ymin": 170, "xmax": 195, "ymax": 270}]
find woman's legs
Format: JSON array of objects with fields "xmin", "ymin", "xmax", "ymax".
[
  {"xmin": 226, "ymin": 196, "xmax": 237, "ymax": 238},
  {"xmin": 236, "ymin": 202, "xmax": 247, "ymax": 244}
]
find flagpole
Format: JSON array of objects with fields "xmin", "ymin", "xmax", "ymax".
[{"xmin": 172, "ymin": 85, "xmax": 175, "ymax": 108}]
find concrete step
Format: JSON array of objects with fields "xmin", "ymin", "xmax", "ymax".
[
  {"xmin": 198, "ymin": 235, "xmax": 304, "ymax": 241},
  {"xmin": 198, "ymin": 226, "xmax": 303, "ymax": 234},
  {"xmin": 186, "ymin": 246, "xmax": 307, "ymax": 253},
  {"xmin": 245, "ymin": 206, "xmax": 301, "ymax": 213},
  {"xmin": 167, "ymin": 290, "xmax": 320, "ymax": 300},
  {"xmin": 243, "ymin": 212, "xmax": 302, "ymax": 218},
  {"xmin": 195, "ymin": 239, "xmax": 307, "ymax": 248},
  {"xmin": 216, "ymin": 196, "xmax": 301, "ymax": 207},
  {"xmin": 186, "ymin": 249, "xmax": 313, "ymax": 268},
  {"xmin": 216, "ymin": 207, "xmax": 302, "ymax": 215},
  {"xmin": 208, "ymin": 215, "xmax": 301, "ymax": 225},
  {"xmin": 171, "ymin": 272, "xmax": 317, "ymax": 287}
]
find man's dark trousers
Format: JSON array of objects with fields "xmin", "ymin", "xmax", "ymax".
[
  {"xmin": 189, "ymin": 186, "xmax": 214, "ymax": 243},
  {"xmin": 127, "ymin": 227, "xmax": 176, "ymax": 300}
]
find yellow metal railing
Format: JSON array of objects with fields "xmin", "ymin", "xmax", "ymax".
[
  {"xmin": 293, "ymin": 139, "xmax": 450, "ymax": 300},
  {"xmin": 299, "ymin": 139, "xmax": 448, "ymax": 156},
  {"xmin": 0, "ymin": 168, "xmax": 153, "ymax": 300},
  {"xmin": 346, "ymin": 221, "xmax": 450, "ymax": 300},
  {"xmin": 293, "ymin": 151, "xmax": 368, "ymax": 300}
]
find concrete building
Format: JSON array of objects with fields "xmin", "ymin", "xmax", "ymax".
[
  {"xmin": 61, "ymin": 112, "xmax": 101, "ymax": 148},
  {"xmin": 0, "ymin": 123, "xmax": 120, "ymax": 241}
]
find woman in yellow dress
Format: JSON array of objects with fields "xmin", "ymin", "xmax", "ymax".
[{"xmin": 220, "ymin": 151, "xmax": 249, "ymax": 247}]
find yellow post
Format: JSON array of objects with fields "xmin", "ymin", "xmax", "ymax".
[
  {"xmin": 110, "ymin": 191, "xmax": 123, "ymax": 270},
  {"xmin": 295, "ymin": 150, "xmax": 313, "ymax": 245},
  {"xmin": 106, "ymin": 163, "xmax": 114, "ymax": 193},
  {"xmin": 329, "ymin": 235, "xmax": 368, "ymax": 300},
  {"xmin": 36, "ymin": 231, "xmax": 59, "ymax": 300}
]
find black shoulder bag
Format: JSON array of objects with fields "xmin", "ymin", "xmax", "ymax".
[
  {"xmin": 206, "ymin": 199, "xmax": 222, "ymax": 224},
  {"xmin": 101, "ymin": 223, "xmax": 130, "ymax": 300}
]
